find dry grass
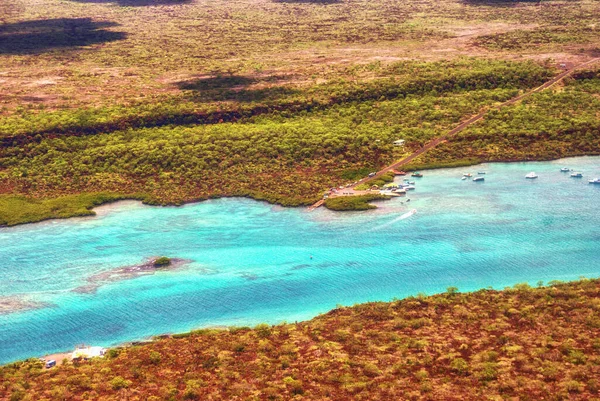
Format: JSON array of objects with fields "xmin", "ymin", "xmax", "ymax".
[{"xmin": 2, "ymin": 0, "xmax": 600, "ymax": 115}]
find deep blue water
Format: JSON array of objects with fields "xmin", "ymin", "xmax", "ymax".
[{"xmin": 1, "ymin": 156, "xmax": 599, "ymax": 363}]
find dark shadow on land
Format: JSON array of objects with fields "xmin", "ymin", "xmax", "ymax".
[
  {"xmin": 0, "ymin": 18, "xmax": 126, "ymax": 55},
  {"xmin": 177, "ymin": 75, "xmax": 300, "ymax": 103},
  {"xmin": 462, "ymin": 0, "xmax": 541, "ymax": 6},
  {"xmin": 68, "ymin": 0, "xmax": 192, "ymax": 6},
  {"xmin": 273, "ymin": 0, "xmax": 341, "ymax": 4}
]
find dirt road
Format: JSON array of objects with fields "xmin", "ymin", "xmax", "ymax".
[
  {"xmin": 309, "ymin": 57, "xmax": 600, "ymax": 210},
  {"xmin": 352, "ymin": 57, "xmax": 600, "ymax": 188}
]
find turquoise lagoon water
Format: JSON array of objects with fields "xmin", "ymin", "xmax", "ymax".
[{"xmin": 1, "ymin": 156, "xmax": 599, "ymax": 363}]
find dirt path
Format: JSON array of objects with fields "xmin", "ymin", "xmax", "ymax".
[
  {"xmin": 308, "ymin": 57, "xmax": 600, "ymax": 210},
  {"xmin": 352, "ymin": 57, "xmax": 600, "ymax": 186}
]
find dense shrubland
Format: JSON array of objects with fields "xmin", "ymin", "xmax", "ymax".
[
  {"xmin": 2, "ymin": 279, "xmax": 600, "ymax": 400},
  {"xmin": 0, "ymin": 60, "xmax": 555, "ymax": 224},
  {"xmin": 0, "ymin": 193, "xmax": 128, "ymax": 226},
  {"xmin": 406, "ymin": 68, "xmax": 600, "ymax": 170}
]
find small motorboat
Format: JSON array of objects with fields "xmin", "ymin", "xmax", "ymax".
[
  {"xmin": 404, "ymin": 185, "xmax": 416, "ymax": 190},
  {"xmin": 571, "ymin": 172, "xmax": 583, "ymax": 178},
  {"xmin": 411, "ymin": 172, "xmax": 423, "ymax": 177},
  {"xmin": 473, "ymin": 177, "xmax": 485, "ymax": 182},
  {"xmin": 477, "ymin": 171, "xmax": 486, "ymax": 175},
  {"xmin": 525, "ymin": 172, "xmax": 538, "ymax": 179},
  {"xmin": 461, "ymin": 176, "xmax": 467, "ymax": 181},
  {"xmin": 463, "ymin": 173, "xmax": 472, "ymax": 177},
  {"xmin": 560, "ymin": 167, "xmax": 570, "ymax": 172},
  {"xmin": 589, "ymin": 178, "xmax": 600, "ymax": 184}
]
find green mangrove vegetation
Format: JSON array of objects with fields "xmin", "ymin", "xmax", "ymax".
[
  {"xmin": 324, "ymin": 194, "xmax": 391, "ymax": 211},
  {"xmin": 0, "ymin": 193, "xmax": 129, "ymax": 226}
]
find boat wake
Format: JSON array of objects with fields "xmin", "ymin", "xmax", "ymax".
[
  {"xmin": 370, "ymin": 209, "xmax": 417, "ymax": 231},
  {"xmin": 398, "ymin": 209, "xmax": 417, "ymax": 220}
]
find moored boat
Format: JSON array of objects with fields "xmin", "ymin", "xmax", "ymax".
[
  {"xmin": 463, "ymin": 173, "xmax": 472, "ymax": 177},
  {"xmin": 589, "ymin": 178, "xmax": 600, "ymax": 184},
  {"xmin": 560, "ymin": 167, "xmax": 570, "ymax": 172},
  {"xmin": 571, "ymin": 172, "xmax": 583, "ymax": 178},
  {"xmin": 525, "ymin": 172, "xmax": 538, "ymax": 179},
  {"xmin": 473, "ymin": 177, "xmax": 484, "ymax": 182},
  {"xmin": 411, "ymin": 172, "xmax": 423, "ymax": 177}
]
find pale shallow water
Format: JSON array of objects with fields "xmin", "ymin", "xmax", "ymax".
[{"xmin": 1, "ymin": 156, "xmax": 599, "ymax": 363}]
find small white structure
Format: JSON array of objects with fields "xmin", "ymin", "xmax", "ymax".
[
  {"xmin": 393, "ymin": 139, "xmax": 405, "ymax": 146},
  {"xmin": 72, "ymin": 345, "xmax": 106, "ymax": 359}
]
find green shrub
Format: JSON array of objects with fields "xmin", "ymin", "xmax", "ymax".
[
  {"xmin": 450, "ymin": 358, "xmax": 470, "ymax": 375},
  {"xmin": 153, "ymin": 257, "xmax": 171, "ymax": 267},
  {"xmin": 255, "ymin": 323, "xmax": 272, "ymax": 339},
  {"xmin": 324, "ymin": 194, "xmax": 390, "ymax": 211},
  {"xmin": 149, "ymin": 351, "xmax": 161, "ymax": 365}
]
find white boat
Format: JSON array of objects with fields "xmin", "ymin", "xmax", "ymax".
[
  {"xmin": 461, "ymin": 176, "xmax": 467, "ymax": 180},
  {"xmin": 404, "ymin": 185, "xmax": 416, "ymax": 190},
  {"xmin": 589, "ymin": 178, "xmax": 600, "ymax": 184},
  {"xmin": 560, "ymin": 167, "xmax": 570, "ymax": 172},
  {"xmin": 473, "ymin": 177, "xmax": 484, "ymax": 182},
  {"xmin": 525, "ymin": 172, "xmax": 538, "ymax": 179},
  {"xmin": 571, "ymin": 172, "xmax": 583, "ymax": 178},
  {"xmin": 463, "ymin": 173, "xmax": 472, "ymax": 177}
]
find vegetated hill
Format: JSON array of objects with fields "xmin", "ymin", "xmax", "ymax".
[
  {"xmin": 2, "ymin": 279, "xmax": 600, "ymax": 400},
  {"xmin": 2, "ymin": 0, "xmax": 600, "ymax": 224}
]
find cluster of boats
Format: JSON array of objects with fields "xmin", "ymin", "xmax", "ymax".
[
  {"xmin": 461, "ymin": 171, "xmax": 486, "ymax": 182},
  {"xmin": 377, "ymin": 166, "xmax": 599, "ymax": 198},
  {"xmin": 526, "ymin": 168, "xmax": 600, "ymax": 184},
  {"xmin": 380, "ymin": 177, "xmax": 419, "ymax": 196}
]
